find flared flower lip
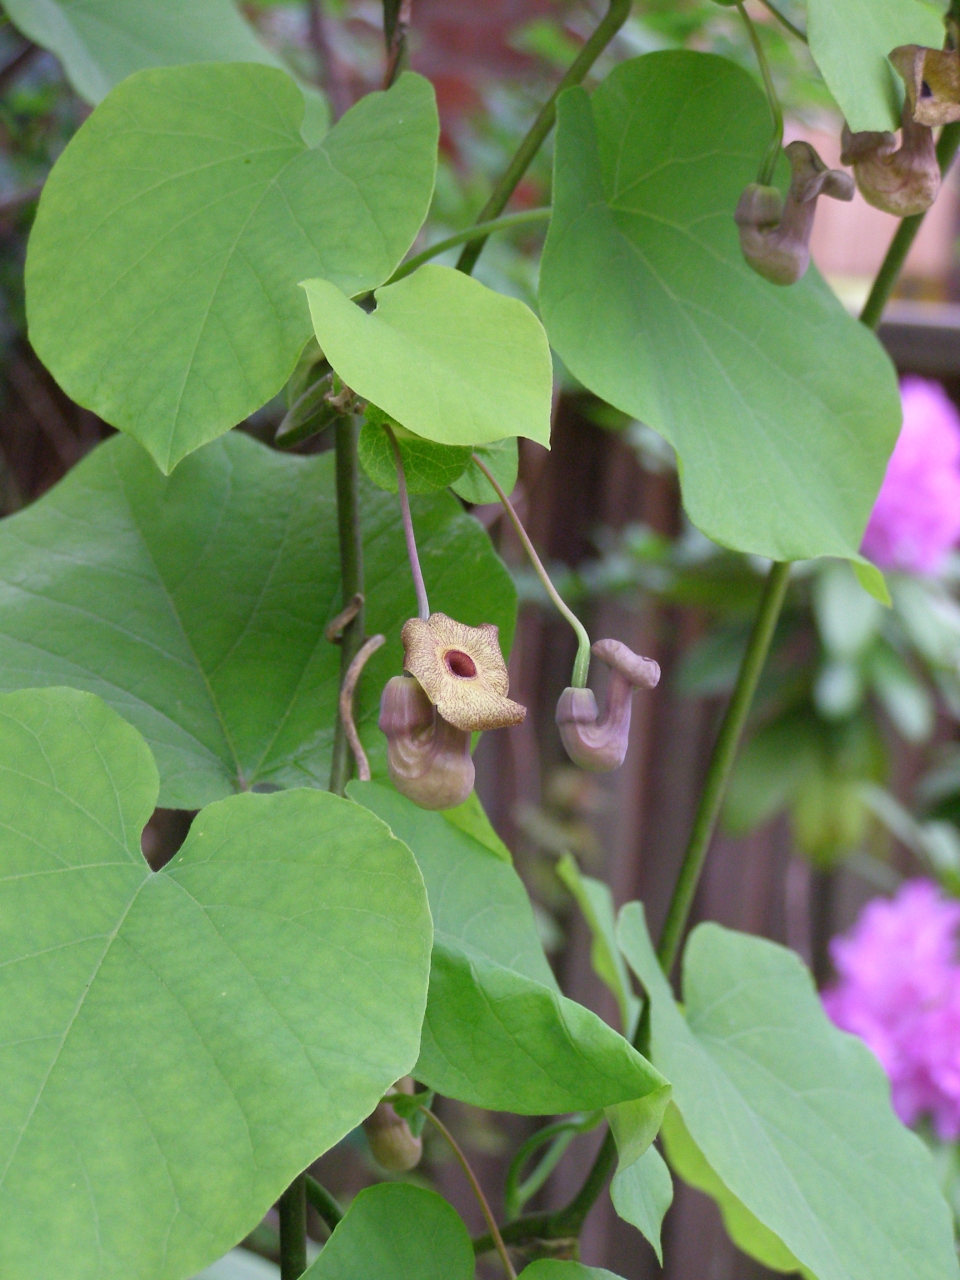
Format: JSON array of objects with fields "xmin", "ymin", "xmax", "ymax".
[{"xmin": 401, "ymin": 612, "xmax": 526, "ymax": 732}]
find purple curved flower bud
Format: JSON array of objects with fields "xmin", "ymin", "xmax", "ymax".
[
  {"xmin": 841, "ymin": 99, "xmax": 939, "ymax": 218},
  {"xmin": 379, "ymin": 674, "xmax": 474, "ymax": 810},
  {"xmin": 735, "ymin": 141, "xmax": 854, "ymax": 285},
  {"xmin": 556, "ymin": 639, "xmax": 660, "ymax": 772},
  {"xmin": 362, "ymin": 1077, "xmax": 423, "ymax": 1173}
]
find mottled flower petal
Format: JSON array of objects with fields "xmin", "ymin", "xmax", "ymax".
[{"xmin": 401, "ymin": 612, "xmax": 525, "ymax": 731}]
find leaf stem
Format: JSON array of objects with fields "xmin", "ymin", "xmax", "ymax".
[
  {"xmin": 455, "ymin": 0, "xmax": 631, "ymax": 275},
  {"xmin": 472, "ymin": 453, "xmax": 591, "ymax": 687},
  {"xmin": 737, "ymin": 1, "xmax": 784, "ymax": 186},
  {"xmin": 757, "ymin": 0, "xmax": 807, "ymax": 43},
  {"xmin": 329, "ymin": 415, "xmax": 366, "ymax": 796},
  {"xmin": 387, "ymin": 208, "xmax": 552, "ymax": 285},
  {"xmin": 278, "ymin": 1174, "xmax": 308, "ymax": 1280},
  {"xmin": 387, "ymin": 424, "xmax": 430, "ymax": 621},
  {"xmin": 859, "ymin": 122, "xmax": 960, "ymax": 331},
  {"xmin": 656, "ymin": 560, "xmax": 791, "ymax": 974},
  {"xmin": 305, "ymin": 1174, "xmax": 343, "ymax": 1234},
  {"xmin": 421, "ymin": 1108, "xmax": 517, "ymax": 1279},
  {"xmin": 503, "ymin": 1113, "xmax": 601, "ymax": 1219}
]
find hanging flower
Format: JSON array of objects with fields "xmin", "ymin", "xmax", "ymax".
[
  {"xmin": 735, "ymin": 141, "xmax": 854, "ymax": 285},
  {"xmin": 861, "ymin": 377, "xmax": 960, "ymax": 575},
  {"xmin": 379, "ymin": 674, "xmax": 475, "ymax": 811},
  {"xmin": 400, "ymin": 612, "xmax": 525, "ymax": 732},
  {"xmin": 823, "ymin": 879, "xmax": 960, "ymax": 1141},
  {"xmin": 556, "ymin": 639, "xmax": 660, "ymax": 772}
]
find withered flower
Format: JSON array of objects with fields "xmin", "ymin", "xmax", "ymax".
[
  {"xmin": 362, "ymin": 1077, "xmax": 423, "ymax": 1173},
  {"xmin": 841, "ymin": 99, "xmax": 939, "ymax": 218},
  {"xmin": 735, "ymin": 141, "xmax": 854, "ymax": 285},
  {"xmin": 401, "ymin": 612, "xmax": 526, "ymax": 732},
  {"xmin": 556, "ymin": 639, "xmax": 660, "ymax": 773},
  {"xmin": 890, "ymin": 44, "xmax": 960, "ymax": 127},
  {"xmin": 379, "ymin": 675, "xmax": 474, "ymax": 810}
]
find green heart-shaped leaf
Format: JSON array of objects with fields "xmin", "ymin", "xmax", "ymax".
[
  {"xmin": 0, "ymin": 687, "xmax": 432, "ymax": 1280},
  {"xmin": 26, "ymin": 65, "xmax": 437, "ymax": 472},
  {"xmin": 304, "ymin": 1184, "xmax": 474, "ymax": 1280},
  {"xmin": 1, "ymin": 0, "xmax": 309, "ymax": 115},
  {"xmin": 618, "ymin": 904, "xmax": 960, "ymax": 1280},
  {"xmin": 358, "ymin": 412, "xmax": 472, "ymax": 494},
  {"xmin": 0, "ymin": 430, "xmax": 515, "ymax": 810},
  {"xmin": 350, "ymin": 783, "xmax": 668, "ymax": 1115},
  {"xmin": 539, "ymin": 51, "xmax": 900, "ymax": 564},
  {"xmin": 303, "ymin": 265, "xmax": 553, "ymax": 449},
  {"xmin": 807, "ymin": 0, "xmax": 944, "ymax": 132},
  {"xmin": 659, "ymin": 1104, "xmax": 809, "ymax": 1276}
]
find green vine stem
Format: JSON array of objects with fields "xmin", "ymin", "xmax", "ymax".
[
  {"xmin": 387, "ymin": 208, "xmax": 552, "ymax": 285},
  {"xmin": 387, "ymin": 424, "xmax": 430, "ymax": 621},
  {"xmin": 421, "ymin": 1107, "xmax": 517, "ymax": 1279},
  {"xmin": 859, "ymin": 122, "xmax": 960, "ymax": 330},
  {"xmin": 471, "ymin": 452, "xmax": 591, "ymax": 688},
  {"xmin": 455, "ymin": 0, "xmax": 631, "ymax": 276},
  {"xmin": 656, "ymin": 559, "xmax": 791, "ymax": 973},
  {"xmin": 278, "ymin": 1174, "xmax": 308, "ymax": 1280},
  {"xmin": 504, "ymin": 1112, "xmax": 602, "ymax": 1219},
  {"xmin": 329, "ymin": 415, "xmax": 367, "ymax": 796},
  {"xmin": 305, "ymin": 1174, "xmax": 343, "ymax": 1234},
  {"xmin": 758, "ymin": 0, "xmax": 807, "ymax": 43},
  {"xmin": 737, "ymin": 1, "xmax": 784, "ymax": 186}
]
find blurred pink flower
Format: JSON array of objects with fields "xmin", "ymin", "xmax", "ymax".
[
  {"xmin": 823, "ymin": 879, "xmax": 960, "ymax": 1139},
  {"xmin": 861, "ymin": 377, "xmax": 960, "ymax": 575}
]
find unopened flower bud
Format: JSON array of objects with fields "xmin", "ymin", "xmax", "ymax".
[
  {"xmin": 735, "ymin": 141, "xmax": 854, "ymax": 285},
  {"xmin": 556, "ymin": 639, "xmax": 660, "ymax": 772},
  {"xmin": 841, "ymin": 100, "xmax": 939, "ymax": 218},
  {"xmin": 362, "ymin": 1077, "xmax": 422, "ymax": 1173},
  {"xmin": 379, "ymin": 674, "xmax": 474, "ymax": 810}
]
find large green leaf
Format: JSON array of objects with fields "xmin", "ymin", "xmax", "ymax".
[
  {"xmin": 304, "ymin": 1184, "xmax": 474, "ymax": 1280},
  {"xmin": 350, "ymin": 782, "xmax": 669, "ymax": 1115},
  {"xmin": 0, "ymin": 686, "xmax": 432, "ymax": 1280},
  {"xmin": 0, "ymin": 431, "xmax": 515, "ymax": 810},
  {"xmin": 4, "ymin": 0, "xmax": 285, "ymax": 105},
  {"xmin": 26, "ymin": 65, "xmax": 437, "ymax": 472},
  {"xmin": 539, "ymin": 52, "xmax": 900, "ymax": 564},
  {"xmin": 807, "ymin": 0, "xmax": 945, "ymax": 132},
  {"xmin": 618, "ymin": 904, "xmax": 960, "ymax": 1280},
  {"xmin": 660, "ymin": 1104, "xmax": 809, "ymax": 1276},
  {"xmin": 303, "ymin": 265, "xmax": 553, "ymax": 449}
]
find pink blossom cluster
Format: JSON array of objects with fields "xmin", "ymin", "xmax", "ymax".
[
  {"xmin": 861, "ymin": 377, "xmax": 960, "ymax": 576},
  {"xmin": 823, "ymin": 879, "xmax": 960, "ymax": 1139}
]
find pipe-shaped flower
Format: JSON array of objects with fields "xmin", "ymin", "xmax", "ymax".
[
  {"xmin": 890, "ymin": 44, "xmax": 960, "ymax": 128},
  {"xmin": 379, "ymin": 674, "xmax": 475, "ymax": 810},
  {"xmin": 841, "ymin": 99, "xmax": 939, "ymax": 218},
  {"xmin": 735, "ymin": 141, "xmax": 854, "ymax": 285},
  {"xmin": 556, "ymin": 639, "xmax": 660, "ymax": 772},
  {"xmin": 400, "ymin": 612, "xmax": 526, "ymax": 732}
]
